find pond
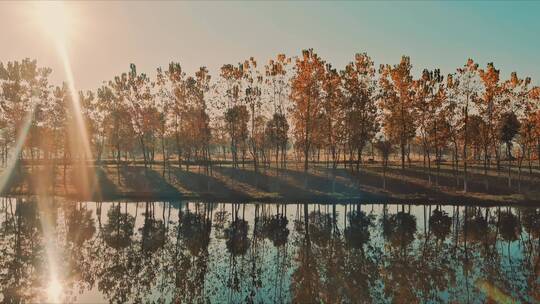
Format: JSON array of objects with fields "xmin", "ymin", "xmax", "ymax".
[{"xmin": 0, "ymin": 198, "xmax": 538, "ymax": 303}]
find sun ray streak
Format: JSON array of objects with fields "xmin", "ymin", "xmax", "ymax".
[
  {"xmin": 0, "ymin": 109, "xmax": 34, "ymax": 193},
  {"xmin": 55, "ymin": 39, "xmax": 101, "ymax": 200},
  {"xmin": 22, "ymin": 3, "xmax": 101, "ymax": 303},
  {"xmin": 37, "ymin": 196, "xmax": 63, "ymax": 303},
  {"xmin": 36, "ymin": 1, "xmax": 101, "ymax": 199},
  {"xmin": 57, "ymin": 43, "xmax": 93, "ymax": 160}
]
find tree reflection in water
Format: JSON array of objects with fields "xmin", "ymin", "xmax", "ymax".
[
  {"xmin": 225, "ymin": 217, "xmax": 250, "ymax": 257},
  {"xmin": 343, "ymin": 207, "xmax": 379, "ymax": 303},
  {"xmin": 429, "ymin": 208, "xmax": 452, "ymax": 242},
  {"xmin": 261, "ymin": 213, "xmax": 289, "ymax": 248},
  {"xmin": 171, "ymin": 203, "xmax": 212, "ymax": 303},
  {"xmin": 291, "ymin": 204, "xmax": 322, "ymax": 303},
  {"xmin": 64, "ymin": 203, "xmax": 97, "ymax": 302},
  {"xmin": 0, "ymin": 200, "xmax": 539, "ymax": 303},
  {"xmin": 102, "ymin": 203, "xmax": 134, "ymax": 250},
  {"xmin": 380, "ymin": 205, "xmax": 419, "ymax": 303},
  {"xmin": 0, "ymin": 198, "xmax": 44, "ymax": 303}
]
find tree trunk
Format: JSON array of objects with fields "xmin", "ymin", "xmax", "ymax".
[
  {"xmin": 140, "ymin": 135, "xmax": 147, "ymax": 169},
  {"xmin": 407, "ymin": 141, "xmax": 411, "ymax": 168},
  {"xmin": 483, "ymin": 144, "xmax": 489, "ymax": 191},
  {"xmin": 356, "ymin": 146, "xmax": 363, "ymax": 172},
  {"xmin": 527, "ymin": 146, "xmax": 532, "ymax": 175},
  {"xmin": 116, "ymin": 143, "xmax": 121, "ymax": 184},
  {"xmin": 161, "ymin": 131, "xmax": 166, "ymax": 178},
  {"xmin": 382, "ymin": 159, "xmax": 387, "ymax": 190},
  {"xmin": 463, "ymin": 100, "xmax": 469, "ymax": 193},
  {"xmin": 518, "ymin": 146, "xmax": 524, "ymax": 193},
  {"xmin": 495, "ymin": 145, "xmax": 501, "ymax": 175},
  {"xmin": 427, "ymin": 149, "xmax": 432, "ymax": 185},
  {"xmin": 401, "ymin": 141, "xmax": 406, "ymax": 170},
  {"xmin": 63, "ymin": 149, "xmax": 67, "ymax": 186},
  {"xmin": 507, "ymin": 143, "xmax": 512, "ymax": 188}
]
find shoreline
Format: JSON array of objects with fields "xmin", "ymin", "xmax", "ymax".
[
  {"xmin": 4, "ymin": 190, "xmax": 540, "ymax": 208},
  {"xmin": 2, "ymin": 163, "xmax": 539, "ymax": 207}
]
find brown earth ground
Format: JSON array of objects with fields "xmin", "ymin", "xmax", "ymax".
[{"xmin": 1, "ymin": 161, "xmax": 540, "ymax": 206}]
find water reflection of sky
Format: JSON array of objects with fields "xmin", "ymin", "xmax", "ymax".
[{"xmin": 0, "ymin": 198, "xmax": 538, "ymax": 303}]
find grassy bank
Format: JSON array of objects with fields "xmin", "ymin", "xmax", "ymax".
[{"xmin": 1, "ymin": 162, "xmax": 539, "ymax": 205}]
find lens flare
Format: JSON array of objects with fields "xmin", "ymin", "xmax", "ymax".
[
  {"xmin": 30, "ymin": 2, "xmax": 91, "ymax": 155},
  {"xmin": 39, "ymin": 195, "xmax": 64, "ymax": 303},
  {"xmin": 46, "ymin": 278, "xmax": 63, "ymax": 303},
  {"xmin": 476, "ymin": 279, "xmax": 516, "ymax": 304},
  {"xmin": 0, "ymin": 110, "xmax": 34, "ymax": 193},
  {"xmin": 24, "ymin": 3, "xmax": 99, "ymax": 303},
  {"xmin": 30, "ymin": 1, "xmax": 99, "ymax": 199}
]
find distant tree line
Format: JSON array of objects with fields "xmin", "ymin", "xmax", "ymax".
[{"xmin": 1, "ymin": 50, "xmax": 539, "ymax": 191}]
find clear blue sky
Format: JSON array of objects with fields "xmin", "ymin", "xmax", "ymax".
[{"xmin": 1, "ymin": 1, "xmax": 539, "ymax": 89}]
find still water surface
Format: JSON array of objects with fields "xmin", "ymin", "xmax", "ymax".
[{"xmin": 0, "ymin": 198, "xmax": 538, "ymax": 303}]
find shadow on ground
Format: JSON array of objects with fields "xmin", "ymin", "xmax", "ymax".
[
  {"xmin": 170, "ymin": 167, "xmax": 249, "ymax": 200},
  {"xmin": 119, "ymin": 167, "xmax": 181, "ymax": 198},
  {"xmin": 214, "ymin": 167, "xmax": 387, "ymax": 201}
]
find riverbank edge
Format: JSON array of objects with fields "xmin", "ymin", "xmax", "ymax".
[{"xmin": 3, "ymin": 189, "xmax": 540, "ymax": 207}]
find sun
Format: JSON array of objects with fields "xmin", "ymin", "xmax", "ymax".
[{"xmin": 30, "ymin": 1, "xmax": 75, "ymax": 47}]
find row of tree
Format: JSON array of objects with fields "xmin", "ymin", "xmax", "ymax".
[{"xmin": 1, "ymin": 50, "xmax": 539, "ymax": 191}]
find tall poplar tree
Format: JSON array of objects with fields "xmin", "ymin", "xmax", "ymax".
[{"xmin": 290, "ymin": 49, "xmax": 326, "ymax": 172}]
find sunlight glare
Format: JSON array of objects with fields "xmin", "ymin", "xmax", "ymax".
[
  {"xmin": 31, "ymin": 1, "xmax": 74, "ymax": 47},
  {"xmin": 47, "ymin": 278, "xmax": 63, "ymax": 303},
  {"xmin": 29, "ymin": 5, "xmax": 100, "ymax": 301},
  {"xmin": 30, "ymin": 1, "xmax": 99, "ymax": 199}
]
